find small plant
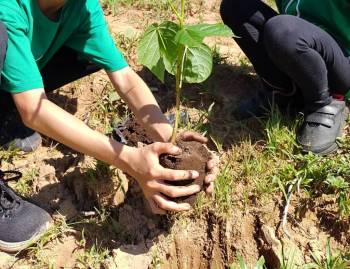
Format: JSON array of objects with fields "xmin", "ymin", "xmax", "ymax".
[
  {"xmin": 137, "ymin": 0, "xmax": 232, "ymax": 142},
  {"xmin": 229, "ymin": 254, "xmax": 266, "ymax": 269},
  {"xmin": 305, "ymin": 239, "xmax": 350, "ymax": 269}
]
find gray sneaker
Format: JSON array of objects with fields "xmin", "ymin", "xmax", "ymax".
[
  {"xmin": 297, "ymin": 99, "xmax": 349, "ymax": 155},
  {"xmin": 0, "ymin": 113, "xmax": 42, "ymax": 152},
  {"xmin": 0, "ymin": 170, "xmax": 52, "ymax": 252}
]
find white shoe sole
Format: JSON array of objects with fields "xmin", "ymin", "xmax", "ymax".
[{"xmin": 0, "ymin": 221, "xmax": 51, "ymax": 253}]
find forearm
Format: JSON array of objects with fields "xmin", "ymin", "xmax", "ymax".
[
  {"xmin": 13, "ymin": 90, "xmax": 132, "ymax": 170},
  {"xmin": 108, "ymin": 67, "xmax": 173, "ymax": 142}
]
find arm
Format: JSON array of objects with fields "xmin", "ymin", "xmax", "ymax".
[
  {"xmin": 12, "ymin": 89, "xmax": 200, "ymax": 214},
  {"xmin": 107, "ymin": 67, "xmax": 173, "ymax": 143}
]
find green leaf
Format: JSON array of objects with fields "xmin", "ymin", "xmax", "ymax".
[
  {"xmin": 176, "ymin": 23, "xmax": 233, "ymax": 47},
  {"xmin": 254, "ymin": 256, "xmax": 266, "ymax": 269},
  {"xmin": 137, "ymin": 21, "xmax": 180, "ymax": 81},
  {"xmin": 158, "ymin": 21, "xmax": 180, "ymax": 75},
  {"xmin": 137, "ymin": 23, "xmax": 163, "ymax": 81},
  {"xmin": 151, "ymin": 58, "xmax": 166, "ymax": 82},
  {"xmin": 183, "ymin": 44, "xmax": 213, "ymax": 83},
  {"xmin": 188, "ymin": 23, "xmax": 233, "ymax": 38},
  {"xmin": 175, "ymin": 28, "xmax": 203, "ymax": 47}
]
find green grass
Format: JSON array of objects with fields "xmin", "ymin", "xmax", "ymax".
[
  {"xmin": 87, "ymin": 83, "xmax": 129, "ymax": 134},
  {"xmin": 306, "ymin": 240, "xmax": 350, "ymax": 269},
  {"xmin": 12, "ymin": 167, "xmax": 39, "ymax": 197},
  {"xmin": 229, "ymin": 255, "xmax": 265, "ymax": 269},
  {"xmin": 76, "ymin": 241, "xmax": 109, "ymax": 269}
]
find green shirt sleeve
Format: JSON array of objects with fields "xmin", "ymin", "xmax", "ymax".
[
  {"xmin": 0, "ymin": 9, "xmax": 44, "ymax": 93},
  {"xmin": 65, "ymin": 0, "xmax": 128, "ymax": 72}
]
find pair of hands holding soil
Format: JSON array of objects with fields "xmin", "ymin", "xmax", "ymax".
[{"xmin": 122, "ymin": 131, "xmax": 219, "ymax": 215}]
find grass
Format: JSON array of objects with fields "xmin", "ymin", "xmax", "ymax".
[
  {"xmin": 76, "ymin": 241, "xmax": 109, "ymax": 269},
  {"xmin": 306, "ymin": 240, "xmax": 350, "ymax": 269},
  {"xmin": 87, "ymin": 82, "xmax": 129, "ymax": 134},
  {"xmin": 12, "ymin": 167, "xmax": 39, "ymax": 197},
  {"xmin": 229, "ymin": 255, "xmax": 265, "ymax": 269}
]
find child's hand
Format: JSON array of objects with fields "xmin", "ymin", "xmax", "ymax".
[
  {"xmin": 121, "ymin": 142, "xmax": 201, "ymax": 214},
  {"xmin": 179, "ymin": 131, "xmax": 220, "ymax": 194}
]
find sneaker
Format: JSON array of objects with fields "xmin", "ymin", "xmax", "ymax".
[
  {"xmin": 0, "ymin": 170, "xmax": 52, "ymax": 252},
  {"xmin": 297, "ymin": 99, "xmax": 349, "ymax": 155},
  {"xmin": 0, "ymin": 112, "xmax": 42, "ymax": 152}
]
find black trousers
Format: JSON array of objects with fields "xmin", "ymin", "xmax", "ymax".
[
  {"xmin": 0, "ymin": 22, "xmax": 101, "ymax": 113},
  {"xmin": 220, "ymin": 0, "xmax": 350, "ymax": 110}
]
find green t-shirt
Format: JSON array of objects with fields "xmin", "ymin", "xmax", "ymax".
[
  {"xmin": 275, "ymin": 0, "xmax": 350, "ymax": 56},
  {"xmin": 0, "ymin": 0, "xmax": 128, "ymax": 93}
]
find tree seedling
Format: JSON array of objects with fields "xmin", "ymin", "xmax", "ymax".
[{"xmin": 137, "ymin": 0, "xmax": 233, "ymax": 143}]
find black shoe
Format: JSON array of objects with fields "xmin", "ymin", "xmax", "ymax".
[
  {"xmin": 0, "ymin": 170, "xmax": 52, "ymax": 252},
  {"xmin": 297, "ymin": 99, "xmax": 349, "ymax": 155},
  {"xmin": 0, "ymin": 112, "xmax": 42, "ymax": 152}
]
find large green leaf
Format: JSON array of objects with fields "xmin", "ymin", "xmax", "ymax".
[
  {"xmin": 158, "ymin": 21, "xmax": 180, "ymax": 76},
  {"xmin": 137, "ymin": 24, "xmax": 163, "ymax": 81},
  {"xmin": 183, "ymin": 44, "xmax": 213, "ymax": 83},
  {"xmin": 137, "ymin": 21, "xmax": 180, "ymax": 81},
  {"xmin": 176, "ymin": 23, "xmax": 233, "ymax": 47}
]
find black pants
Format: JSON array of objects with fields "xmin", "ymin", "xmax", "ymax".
[
  {"xmin": 220, "ymin": 0, "xmax": 350, "ymax": 110},
  {"xmin": 0, "ymin": 23, "xmax": 101, "ymax": 113}
]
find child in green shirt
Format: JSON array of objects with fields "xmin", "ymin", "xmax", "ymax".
[{"xmin": 0, "ymin": 0, "xmax": 217, "ymax": 252}]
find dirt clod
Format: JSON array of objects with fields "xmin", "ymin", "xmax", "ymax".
[{"xmin": 160, "ymin": 139, "xmax": 211, "ymax": 203}]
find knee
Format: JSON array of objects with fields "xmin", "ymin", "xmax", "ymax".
[
  {"xmin": 264, "ymin": 15, "xmax": 301, "ymax": 56},
  {"xmin": 220, "ymin": 0, "xmax": 246, "ymax": 30}
]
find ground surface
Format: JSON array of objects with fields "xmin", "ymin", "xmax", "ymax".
[{"xmin": 1, "ymin": 0, "xmax": 350, "ymax": 268}]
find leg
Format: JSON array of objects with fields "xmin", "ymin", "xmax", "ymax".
[
  {"xmin": 0, "ymin": 46, "xmax": 101, "ymax": 151},
  {"xmin": 264, "ymin": 15, "xmax": 350, "ymax": 154},
  {"xmin": 220, "ymin": 0, "xmax": 293, "ymax": 92},
  {"xmin": 264, "ymin": 15, "xmax": 350, "ymax": 109},
  {"xmin": 0, "ymin": 23, "xmax": 52, "ymax": 253},
  {"xmin": 41, "ymin": 46, "xmax": 101, "ymax": 92}
]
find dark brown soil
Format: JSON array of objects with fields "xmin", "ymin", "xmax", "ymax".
[
  {"xmin": 115, "ymin": 118, "xmax": 153, "ymax": 147},
  {"xmin": 160, "ymin": 139, "xmax": 211, "ymax": 204}
]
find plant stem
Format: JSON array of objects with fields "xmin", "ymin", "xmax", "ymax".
[
  {"xmin": 171, "ymin": 45, "xmax": 186, "ymax": 144},
  {"xmin": 180, "ymin": 0, "xmax": 185, "ymax": 27},
  {"xmin": 170, "ymin": 0, "xmax": 186, "ymax": 144}
]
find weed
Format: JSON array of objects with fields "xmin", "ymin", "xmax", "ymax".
[
  {"xmin": 25, "ymin": 216, "xmax": 72, "ymax": 267},
  {"xmin": 12, "ymin": 167, "xmax": 39, "ymax": 197},
  {"xmin": 280, "ymin": 247, "xmax": 298, "ymax": 269},
  {"xmin": 264, "ymin": 106, "xmax": 300, "ymax": 158},
  {"xmin": 0, "ymin": 146, "xmax": 20, "ymax": 164},
  {"xmin": 114, "ymin": 31, "xmax": 140, "ymax": 63},
  {"xmin": 305, "ymin": 240, "xmax": 350, "ymax": 269},
  {"xmin": 214, "ymin": 163, "xmax": 234, "ymax": 215},
  {"xmin": 88, "ymin": 83, "xmax": 129, "ymax": 134},
  {"xmin": 76, "ymin": 241, "xmax": 109, "ymax": 269},
  {"xmin": 229, "ymin": 254, "xmax": 266, "ymax": 269}
]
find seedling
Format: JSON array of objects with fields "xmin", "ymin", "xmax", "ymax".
[{"xmin": 137, "ymin": 0, "xmax": 233, "ymax": 143}]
